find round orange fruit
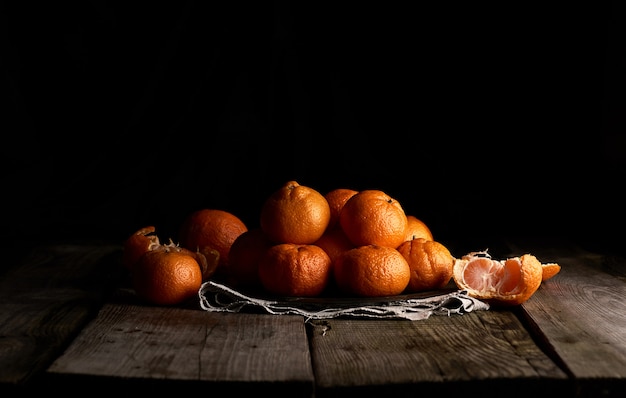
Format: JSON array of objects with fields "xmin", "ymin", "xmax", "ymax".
[
  {"xmin": 228, "ymin": 228, "xmax": 274, "ymax": 289},
  {"xmin": 178, "ymin": 208, "xmax": 248, "ymax": 270},
  {"xmin": 259, "ymin": 181, "xmax": 331, "ymax": 244},
  {"xmin": 339, "ymin": 189, "xmax": 408, "ymax": 249},
  {"xmin": 324, "ymin": 187, "xmax": 358, "ymax": 230},
  {"xmin": 396, "ymin": 238, "xmax": 454, "ymax": 292},
  {"xmin": 123, "ymin": 226, "xmax": 219, "ymax": 282},
  {"xmin": 403, "ymin": 215, "xmax": 434, "ymax": 242},
  {"xmin": 333, "ymin": 245, "xmax": 410, "ymax": 297},
  {"xmin": 452, "ymin": 251, "xmax": 545, "ymax": 306},
  {"xmin": 257, "ymin": 243, "xmax": 332, "ymax": 297},
  {"xmin": 131, "ymin": 243, "xmax": 203, "ymax": 306},
  {"xmin": 122, "ymin": 225, "xmax": 160, "ymax": 269},
  {"xmin": 313, "ymin": 227, "xmax": 356, "ymax": 266}
]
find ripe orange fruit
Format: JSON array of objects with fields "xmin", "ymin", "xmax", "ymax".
[
  {"xmin": 228, "ymin": 228, "xmax": 274, "ymax": 289},
  {"xmin": 178, "ymin": 208, "xmax": 248, "ymax": 270},
  {"xmin": 339, "ymin": 189, "xmax": 408, "ymax": 249},
  {"xmin": 257, "ymin": 243, "xmax": 332, "ymax": 297},
  {"xmin": 259, "ymin": 181, "xmax": 331, "ymax": 244},
  {"xmin": 452, "ymin": 251, "xmax": 546, "ymax": 306},
  {"xmin": 396, "ymin": 238, "xmax": 454, "ymax": 292},
  {"xmin": 334, "ymin": 245, "xmax": 411, "ymax": 297},
  {"xmin": 123, "ymin": 226, "xmax": 219, "ymax": 282},
  {"xmin": 313, "ymin": 227, "xmax": 356, "ymax": 265},
  {"xmin": 131, "ymin": 243, "xmax": 203, "ymax": 306},
  {"xmin": 324, "ymin": 188, "xmax": 358, "ymax": 230},
  {"xmin": 541, "ymin": 262, "xmax": 561, "ymax": 281},
  {"xmin": 403, "ymin": 215, "xmax": 434, "ymax": 242},
  {"xmin": 122, "ymin": 226, "xmax": 160, "ymax": 269}
]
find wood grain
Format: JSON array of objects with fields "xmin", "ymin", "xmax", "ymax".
[
  {"xmin": 308, "ymin": 311, "xmax": 568, "ymax": 396},
  {"xmin": 500, "ymin": 239, "xmax": 626, "ymax": 397},
  {"xmin": 516, "ymin": 248, "xmax": 626, "ymax": 397},
  {"xmin": 2, "ymin": 239, "xmax": 626, "ymax": 397},
  {"xmin": 46, "ymin": 298, "xmax": 314, "ymax": 396},
  {"xmin": 0, "ymin": 243, "xmax": 123, "ymax": 386}
]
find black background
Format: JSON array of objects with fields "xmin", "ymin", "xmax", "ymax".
[{"xmin": 2, "ymin": 2, "xmax": 624, "ymax": 257}]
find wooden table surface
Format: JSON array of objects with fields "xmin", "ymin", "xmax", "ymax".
[{"xmin": 1, "ymin": 238, "xmax": 624, "ymax": 397}]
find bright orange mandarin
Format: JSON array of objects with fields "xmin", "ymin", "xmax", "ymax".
[
  {"xmin": 333, "ymin": 245, "xmax": 410, "ymax": 297},
  {"xmin": 403, "ymin": 215, "xmax": 434, "ymax": 242},
  {"xmin": 313, "ymin": 227, "xmax": 356, "ymax": 266},
  {"xmin": 228, "ymin": 228, "xmax": 274, "ymax": 289},
  {"xmin": 122, "ymin": 226, "xmax": 160, "ymax": 269},
  {"xmin": 131, "ymin": 244, "xmax": 203, "ymax": 306},
  {"xmin": 324, "ymin": 188, "xmax": 358, "ymax": 230},
  {"xmin": 396, "ymin": 238, "xmax": 454, "ymax": 292},
  {"xmin": 339, "ymin": 189, "xmax": 408, "ymax": 249},
  {"xmin": 260, "ymin": 181, "xmax": 331, "ymax": 244},
  {"xmin": 178, "ymin": 208, "xmax": 248, "ymax": 271},
  {"xmin": 452, "ymin": 251, "xmax": 547, "ymax": 306},
  {"xmin": 257, "ymin": 243, "xmax": 332, "ymax": 297},
  {"xmin": 123, "ymin": 226, "xmax": 218, "ymax": 282}
]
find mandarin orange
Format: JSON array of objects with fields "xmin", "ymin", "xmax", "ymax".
[
  {"xmin": 333, "ymin": 245, "xmax": 410, "ymax": 297},
  {"xmin": 122, "ymin": 225, "xmax": 160, "ymax": 269},
  {"xmin": 403, "ymin": 215, "xmax": 434, "ymax": 242},
  {"xmin": 452, "ymin": 251, "xmax": 547, "ymax": 306},
  {"xmin": 257, "ymin": 243, "xmax": 332, "ymax": 297},
  {"xmin": 131, "ymin": 243, "xmax": 203, "ymax": 306},
  {"xmin": 259, "ymin": 181, "xmax": 331, "ymax": 244},
  {"xmin": 228, "ymin": 228, "xmax": 274, "ymax": 289},
  {"xmin": 313, "ymin": 227, "xmax": 356, "ymax": 266},
  {"xmin": 123, "ymin": 226, "xmax": 219, "ymax": 282},
  {"xmin": 339, "ymin": 189, "xmax": 408, "ymax": 249},
  {"xmin": 396, "ymin": 237, "xmax": 454, "ymax": 292},
  {"xmin": 324, "ymin": 188, "xmax": 359, "ymax": 230},
  {"xmin": 178, "ymin": 208, "xmax": 248, "ymax": 271}
]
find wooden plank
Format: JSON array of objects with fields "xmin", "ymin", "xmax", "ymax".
[
  {"xmin": 45, "ymin": 293, "xmax": 315, "ymax": 397},
  {"xmin": 513, "ymin": 243, "xmax": 626, "ymax": 398},
  {"xmin": 3, "ymin": 239, "xmax": 623, "ymax": 397},
  {"xmin": 0, "ymin": 243, "xmax": 123, "ymax": 389},
  {"xmin": 308, "ymin": 310, "xmax": 569, "ymax": 397}
]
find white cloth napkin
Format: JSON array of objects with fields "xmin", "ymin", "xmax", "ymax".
[{"xmin": 199, "ymin": 281, "xmax": 489, "ymax": 321}]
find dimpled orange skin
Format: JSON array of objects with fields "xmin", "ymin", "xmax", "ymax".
[
  {"xmin": 227, "ymin": 228, "xmax": 274, "ymax": 289},
  {"xmin": 339, "ymin": 190, "xmax": 408, "ymax": 249},
  {"xmin": 257, "ymin": 243, "xmax": 332, "ymax": 297},
  {"xmin": 333, "ymin": 245, "xmax": 411, "ymax": 297},
  {"xmin": 313, "ymin": 227, "xmax": 356, "ymax": 266},
  {"xmin": 131, "ymin": 247, "xmax": 203, "ymax": 306},
  {"xmin": 122, "ymin": 226, "xmax": 160, "ymax": 269},
  {"xmin": 403, "ymin": 215, "xmax": 434, "ymax": 242},
  {"xmin": 178, "ymin": 208, "xmax": 248, "ymax": 269},
  {"xmin": 396, "ymin": 238, "xmax": 454, "ymax": 292},
  {"xmin": 260, "ymin": 181, "xmax": 331, "ymax": 245},
  {"xmin": 324, "ymin": 188, "xmax": 359, "ymax": 230}
]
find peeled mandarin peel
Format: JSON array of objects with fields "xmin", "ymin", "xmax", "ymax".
[{"xmin": 453, "ymin": 251, "xmax": 547, "ymax": 306}]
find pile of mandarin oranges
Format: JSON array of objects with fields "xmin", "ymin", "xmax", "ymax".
[{"xmin": 123, "ymin": 180, "xmax": 561, "ymax": 307}]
